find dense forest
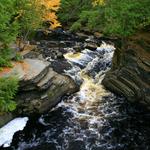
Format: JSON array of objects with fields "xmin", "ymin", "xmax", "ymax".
[{"xmin": 59, "ymin": 0, "xmax": 150, "ymax": 36}]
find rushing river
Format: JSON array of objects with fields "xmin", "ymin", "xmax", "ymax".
[{"xmin": 1, "ymin": 41, "xmax": 150, "ymax": 150}]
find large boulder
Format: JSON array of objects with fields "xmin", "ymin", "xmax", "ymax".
[
  {"xmin": 102, "ymin": 31, "xmax": 150, "ymax": 108},
  {"xmin": 0, "ymin": 59, "xmax": 50, "ymax": 85},
  {"xmin": 16, "ymin": 70, "xmax": 77, "ymax": 115},
  {"xmin": 0, "ymin": 58, "xmax": 78, "ymax": 127}
]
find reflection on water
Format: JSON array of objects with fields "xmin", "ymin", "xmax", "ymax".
[{"xmin": 3, "ymin": 42, "xmax": 150, "ymax": 150}]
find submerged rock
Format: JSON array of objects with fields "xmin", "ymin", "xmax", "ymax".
[{"xmin": 102, "ymin": 31, "xmax": 150, "ymax": 108}]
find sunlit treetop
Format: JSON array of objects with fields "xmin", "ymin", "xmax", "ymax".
[
  {"xmin": 92, "ymin": 0, "xmax": 105, "ymax": 6},
  {"xmin": 16, "ymin": 0, "xmax": 61, "ymax": 30},
  {"xmin": 40, "ymin": 0, "xmax": 61, "ymax": 29}
]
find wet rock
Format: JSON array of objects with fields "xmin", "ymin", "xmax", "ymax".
[
  {"xmin": 46, "ymin": 41, "xmax": 60, "ymax": 48},
  {"xmin": 84, "ymin": 42, "xmax": 98, "ymax": 51},
  {"xmin": 56, "ymin": 51, "xmax": 64, "ymax": 59},
  {"xmin": 68, "ymin": 140, "xmax": 86, "ymax": 150},
  {"xmin": 0, "ymin": 113, "xmax": 14, "ymax": 128},
  {"xmin": 28, "ymin": 143, "xmax": 57, "ymax": 150},
  {"xmin": 16, "ymin": 73, "xmax": 78, "ymax": 115},
  {"xmin": 73, "ymin": 42, "xmax": 84, "ymax": 52},
  {"xmin": 76, "ymin": 32, "xmax": 90, "ymax": 40},
  {"xmin": 83, "ymin": 35, "xmax": 99, "ymax": 50},
  {"xmin": 35, "ymin": 29, "xmax": 77, "ymax": 41},
  {"xmin": 94, "ymin": 32, "xmax": 103, "ymax": 38},
  {"xmin": 50, "ymin": 59, "xmax": 72, "ymax": 73},
  {"xmin": 13, "ymin": 59, "xmax": 77, "ymax": 115},
  {"xmin": 37, "ymin": 68, "xmax": 57, "ymax": 91},
  {"xmin": 41, "ymin": 46, "xmax": 65, "ymax": 60},
  {"xmin": 102, "ymin": 31, "xmax": 150, "ymax": 108}
]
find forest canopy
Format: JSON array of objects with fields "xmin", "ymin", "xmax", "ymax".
[
  {"xmin": 0, "ymin": 0, "xmax": 61, "ymax": 67},
  {"xmin": 59, "ymin": 0, "xmax": 150, "ymax": 37}
]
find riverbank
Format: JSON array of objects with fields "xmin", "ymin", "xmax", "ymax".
[{"xmin": 102, "ymin": 30, "xmax": 150, "ymax": 108}]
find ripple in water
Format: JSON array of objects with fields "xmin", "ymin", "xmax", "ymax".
[{"xmin": 4, "ymin": 42, "xmax": 150, "ymax": 150}]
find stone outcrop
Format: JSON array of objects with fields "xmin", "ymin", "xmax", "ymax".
[
  {"xmin": 0, "ymin": 113, "xmax": 14, "ymax": 128},
  {"xmin": 0, "ymin": 58, "xmax": 78, "ymax": 127},
  {"xmin": 102, "ymin": 30, "xmax": 150, "ymax": 108}
]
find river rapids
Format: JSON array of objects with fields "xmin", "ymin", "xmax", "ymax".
[{"xmin": 1, "ymin": 41, "xmax": 150, "ymax": 150}]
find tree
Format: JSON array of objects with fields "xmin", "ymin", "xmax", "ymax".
[
  {"xmin": 102, "ymin": 0, "xmax": 150, "ymax": 37},
  {"xmin": 92, "ymin": 0, "xmax": 105, "ymax": 6},
  {"xmin": 59, "ymin": 0, "xmax": 150, "ymax": 37},
  {"xmin": 0, "ymin": 0, "xmax": 62, "ymax": 113},
  {"xmin": 16, "ymin": 0, "xmax": 61, "ymax": 45},
  {"xmin": 0, "ymin": 77, "xmax": 19, "ymax": 113},
  {"xmin": 41, "ymin": 0, "xmax": 61, "ymax": 29},
  {"xmin": 0, "ymin": 0, "xmax": 19, "ymax": 67},
  {"xmin": 58, "ymin": 0, "xmax": 92, "ymax": 26}
]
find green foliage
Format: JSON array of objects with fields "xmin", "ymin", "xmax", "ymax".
[
  {"xmin": 102, "ymin": 0, "xmax": 150, "ymax": 37},
  {"xmin": 58, "ymin": 0, "xmax": 92, "ymax": 25},
  {"xmin": 70, "ymin": 9, "xmax": 104, "ymax": 32},
  {"xmin": 16, "ymin": 0, "xmax": 43, "ymax": 41},
  {"xmin": 0, "ymin": 48, "xmax": 13, "ymax": 68},
  {"xmin": 13, "ymin": 53, "xmax": 23, "ymax": 61},
  {"xmin": 0, "ymin": 0, "xmax": 43, "ymax": 67},
  {"xmin": 0, "ymin": 0, "xmax": 19, "ymax": 45},
  {"xmin": 0, "ymin": 0, "xmax": 19, "ymax": 67},
  {"xmin": 0, "ymin": 77, "xmax": 19, "ymax": 113},
  {"xmin": 70, "ymin": 22, "xmax": 82, "ymax": 31},
  {"xmin": 59, "ymin": 0, "xmax": 150, "ymax": 36}
]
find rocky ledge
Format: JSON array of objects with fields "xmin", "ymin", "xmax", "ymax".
[
  {"xmin": 102, "ymin": 30, "xmax": 150, "ymax": 108},
  {"xmin": 0, "ymin": 58, "xmax": 78, "ymax": 127}
]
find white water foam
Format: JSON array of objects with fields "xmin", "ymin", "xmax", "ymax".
[{"xmin": 0, "ymin": 117, "xmax": 28, "ymax": 147}]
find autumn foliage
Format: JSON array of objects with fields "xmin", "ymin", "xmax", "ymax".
[
  {"xmin": 17, "ymin": 0, "xmax": 61, "ymax": 31},
  {"xmin": 92, "ymin": 0, "xmax": 105, "ymax": 6},
  {"xmin": 41, "ymin": 0, "xmax": 61, "ymax": 29},
  {"xmin": 0, "ymin": 0, "xmax": 61, "ymax": 67}
]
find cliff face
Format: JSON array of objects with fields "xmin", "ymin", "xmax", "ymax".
[{"xmin": 102, "ymin": 30, "xmax": 150, "ymax": 108}]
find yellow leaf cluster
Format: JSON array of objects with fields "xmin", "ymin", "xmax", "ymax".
[
  {"xmin": 92, "ymin": 0, "xmax": 105, "ymax": 6},
  {"xmin": 15, "ymin": 0, "xmax": 61, "ymax": 30},
  {"xmin": 40, "ymin": 0, "xmax": 61, "ymax": 29},
  {"xmin": 42, "ymin": 0, "xmax": 60, "ymax": 11}
]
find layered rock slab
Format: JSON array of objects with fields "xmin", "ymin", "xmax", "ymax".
[
  {"xmin": 0, "ymin": 58, "xmax": 77, "ymax": 127},
  {"xmin": 102, "ymin": 31, "xmax": 150, "ymax": 108},
  {"xmin": 0, "ymin": 59, "xmax": 49, "ymax": 84},
  {"xmin": 16, "ymin": 72, "xmax": 77, "ymax": 115}
]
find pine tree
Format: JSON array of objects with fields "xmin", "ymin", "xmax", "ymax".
[{"xmin": 0, "ymin": 0, "xmax": 19, "ymax": 67}]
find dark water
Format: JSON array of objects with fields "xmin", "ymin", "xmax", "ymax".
[
  {"xmin": 2, "ymin": 41, "xmax": 150, "ymax": 150},
  {"xmin": 9, "ymin": 95, "xmax": 150, "ymax": 150}
]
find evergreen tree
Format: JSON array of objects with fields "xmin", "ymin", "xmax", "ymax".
[
  {"xmin": 102, "ymin": 0, "xmax": 150, "ymax": 37},
  {"xmin": 0, "ymin": 0, "xmax": 19, "ymax": 67},
  {"xmin": 59, "ymin": 0, "xmax": 150, "ymax": 36},
  {"xmin": 58, "ymin": 0, "xmax": 92, "ymax": 26},
  {"xmin": 0, "ymin": 77, "xmax": 19, "ymax": 113}
]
